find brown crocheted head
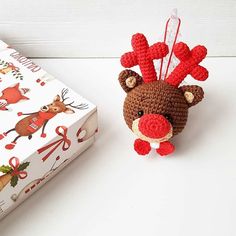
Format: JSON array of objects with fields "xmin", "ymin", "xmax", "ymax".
[{"xmin": 118, "ymin": 33, "xmax": 208, "ymax": 156}]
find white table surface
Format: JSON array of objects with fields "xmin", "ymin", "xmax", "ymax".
[{"xmin": 0, "ymin": 58, "xmax": 236, "ymax": 236}]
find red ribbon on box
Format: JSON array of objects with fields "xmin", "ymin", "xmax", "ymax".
[
  {"xmin": 37, "ymin": 126, "xmax": 71, "ymax": 162},
  {"xmin": 9, "ymin": 157, "xmax": 27, "ymax": 179}
]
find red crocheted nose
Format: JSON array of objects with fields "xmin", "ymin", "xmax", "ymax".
[{"xmin": 138, "ymin": 114, "xmax": 171, "ymax": 139}]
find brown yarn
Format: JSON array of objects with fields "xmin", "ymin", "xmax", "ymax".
[
  {"xmin": 119, "ymin": 70, "xmax": 204, "ymax": 137},
  {"xmin": 180, "ymin": 85, "xmax": 204, "ymax": 107},
  {"xmin": 118, "ymin": 70, "xmax": 143, "ymax": 93}
]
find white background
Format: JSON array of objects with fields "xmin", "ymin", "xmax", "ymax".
[
  {"xmin": 0, "ymin": 0, "xmax": 235, "ymax": 57},
  {"xmin": 0, "ymin": 1, "xmax": 236, "ymax": 236}
]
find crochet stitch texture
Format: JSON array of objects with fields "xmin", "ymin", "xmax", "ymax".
[{"xmin": 118, "ymin": 33, "xmax": 208, "ymax": 156}]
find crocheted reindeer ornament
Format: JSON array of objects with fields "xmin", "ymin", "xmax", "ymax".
[{"xmin": 118, "ymin": 32, "xmax": 208, "ymax": 156}]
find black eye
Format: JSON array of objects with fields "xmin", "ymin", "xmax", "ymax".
[
  {"xmin": 137, "ymin": 110, "xmax": 144, "ymax": 117},
  {"xmin": 164, "ymin": 114, "xmax": 173, "ymax": 124}
]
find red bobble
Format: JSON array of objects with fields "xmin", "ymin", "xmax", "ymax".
[
  {"xmin": 134, "ymin": 139, "xmax": 151, "ymax": 155},
  {"xmin": 17, "ymin": 112, "xmax": 23, "ymax": 116},
  {"xmin": 149, "ymin": 42, "xmax": 169, "ymax": 60},
  {"xmin": 190, "ymin": 65, "xmax": 208, "ymax": 81},
  {"xmin": 131, "ymin": 33, "xmax": 148, "ymax": 52},
  {"xmin": 174, "ymin": 42, "xmax": 191, "ymax": 61},
  {"xmin": 138, "ymin": 114, "xmax": 171, "ymax": 139},
  {"xmin": 156, "ymin": 141, "xmax": 175, "ymax": 156},
  {"xmin": 191, "ymin": 45, "xmax": 207, "ymax": 59},
  {"xmin": 56, "ymin": 156, "xmax": 60, "ymax": 161}
]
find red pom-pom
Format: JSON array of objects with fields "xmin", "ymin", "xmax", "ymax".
[
  {"xmin": 17, "ymin": 112, "xmax": 23, "ymax": 116},
  {"xmin": 134, "ymin": 139, "xmax": 151, "ymax": 155},
  {"xmin": 156, "ymin": 141, "xmax": 175, "ymax": 156},
  {"xmin": 56, "ymin": 156, "xmax": 60, "ymax": 161}
]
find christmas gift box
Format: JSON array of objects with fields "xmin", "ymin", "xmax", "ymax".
[{"xmin": 0, "ymin": 40, "xmax": 98, "ymax": 220}]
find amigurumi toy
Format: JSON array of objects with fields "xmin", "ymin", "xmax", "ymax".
[{"xmin": 118, "ymin": 20, "xmax": 208, "ymax": 156}]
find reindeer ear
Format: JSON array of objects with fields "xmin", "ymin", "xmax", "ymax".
[
  {"xmin": 64, "ymin": 107, "xmax": 75, "ymax": 114},
  {"xmin": 180, "ymin": 85, "xmax": 204, "ymax": 107},
  {"xmin": 54, "ymin": 95, "xmax": 61, "ymax": 102},
  {"xmin": 118, "ymin": 69, "xmax": 143, "ymax": 93}
]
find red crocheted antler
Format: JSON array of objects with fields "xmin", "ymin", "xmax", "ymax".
[
  {"xmin": 121, "ymin": 33, "xmax": 168, "ymax": 83},
  {"xmin": 165, "ymin": 42, "xmax": 208, "ymax": 87}
]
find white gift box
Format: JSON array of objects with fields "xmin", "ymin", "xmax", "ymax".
[{"xmin": 0, "ymin": 41, "xmax": 98, "ymax": 220}]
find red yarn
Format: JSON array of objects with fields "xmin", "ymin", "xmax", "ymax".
[
  {"xmin": 121, "ymin": 33, "xmax": 168, "ymax": 83},
  {"xmin": 134, "ymin": 139, "xmax": 151, "ymax": 155},
  {"xmin": 138, "ymin": 114, "xmax": 171, "ymax": 139},
  {"xmin": 190, "ymin": 65, "xmax": 208, "ymax": 81},
  {"xmin": 156, "ymin": 141, "xmax": 175, "ymax": 156},
  {"xmin": 166, "ymin": 42, "xmax": 208, "ymax": 87}
]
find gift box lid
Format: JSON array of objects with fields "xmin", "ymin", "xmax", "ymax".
[{"xmin": 0, "ymin": 40, "xmax": 96, "ymax": 166}]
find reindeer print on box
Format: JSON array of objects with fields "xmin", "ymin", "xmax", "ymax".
[
  {"xmin": 118, "ymin": 14, "xmax": 208, "ymax": 156},
  {"xmin": 0, "ymin": 39, "xmax": 97, "ymax": 220},
  {"xmin": 0, "ymin": 88, "xmax": 88, "ymax": 150}
]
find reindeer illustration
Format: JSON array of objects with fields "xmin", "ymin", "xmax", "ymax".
[
  {"xmin": 118, "ymin": 33, "xmax": 208, "ymax": 156},
  {"xmin": 0, "ymin": 88, "xmax": 88, "ymax": 150}
]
